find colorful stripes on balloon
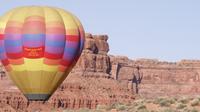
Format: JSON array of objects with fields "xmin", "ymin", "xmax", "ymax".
[{"xmin": 0, "ymin": 6, "xmax": 85, "ymax": 101}]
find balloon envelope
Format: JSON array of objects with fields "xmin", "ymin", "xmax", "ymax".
[{"xmin": 0, "ymin": 6, "xmax": 85, "ymax": 101}]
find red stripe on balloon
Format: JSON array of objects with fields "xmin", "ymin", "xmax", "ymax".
[
  {"xmin": 58, "ymin": 64, "xmax": 74, "ymax": 72},
  {"xmin": 44, "ymin": 52, "xmax": 63, "ymax": 59},
  {"xmin": 1, "ymin": 59, "xmax": 9, "ymax": 66},
  {"xmin": 66, "ymin": 35, "xmax": 79, "ymax": 42},
  {"xmin": 7, "ymin": 52, "xmax": 23, "ymax": 59},
  {"xmin": 9, "ymin": 58, "xmax": 24, "ymax": 65},
  {"xmin": 58, "ymin": 65, "xmax": 67, "ymax": 72},
  {"xmin": 5, "ymin": 27, "xmax": 22, "ymax": 34},
  {"xmin": 23, "ymin": 21, "xmax": 45, "ymax": 34},
  {"xmin": 0, "ymin": 34, "xmax": 4, "ymax": 40},
  {"xmin": 60, "ymin": 59, "xmax": 72, "ymax": 66},
  {"xmin": 44, "ymin": 58, "xmax": 60, "ymax": 65}
]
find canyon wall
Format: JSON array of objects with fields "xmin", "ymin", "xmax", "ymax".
[
  {"xmin": 110, "ymin": 57, "xmax": 200, "ymax": 98},
  {"xmin": 1, "ymin": 33, "xmax": 200, "ymax": 111},
  {"xmin": 0, "ymin": 34, "xmax": 134, "ymax": 112}
]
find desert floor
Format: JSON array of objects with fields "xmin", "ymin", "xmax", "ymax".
[{"xmin": 62, "ymin": 96, "xmax": 200, "ymax": 112}]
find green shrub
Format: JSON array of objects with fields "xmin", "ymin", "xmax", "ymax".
[
  {"xmin": 154, "ymin": 97, "xmax": 165, "ymax": 104},
  {"xmin": 190, "ymin": 108, "xmax": 199, "ymax": 112},
  {"xmin": 93, "ymin": 110, "xmax": 104, "ymax": 112},
  {"xmin": 103, "ymin": 103, "xmax": 128, "ymax": 111},
  {"xmin": 168, "ymin": 98, "xmax": 176, "ymax": 104},
  {"xmin": 77, "ymin": 108, "xmax": 91, "ymax": 112},
  {"xmin": 150, "ymin": 111, "xmax": 158, "ymax": 112},
  {"xmin": 96, "ymin": 105, "xmax": 107, "ymax": 110},
  {"xmin": 105, "ymin": 103, "xmax": 119, "ymax": 111},
  {"xmin": 191, "ymin": 99, "xmax": 199, "ymax": 106},
  {"xmin": 178, "ymin": 97, "xmax": 189, "ymax": 104},
  {"xmin": 63, "ymin": 110, "xmax": 75, "ymax": 112},
  {"xmin": 135, "ymin": 99, "xmax": 146, "ymax": 104},
  {"xmin": 137, "ymin": 109, "xmax": 149, "ymax": 112},
  {"xmin": 182, "ymin": 108, "xmax": 190, "ymax": 112},
  {"xmin": 150, "ymin": 110, "xmax": 159, "ymax": 112},
  {"xmin": 162, "ymin": 108, "xmax": 176, "ymax": 112},
  {"xmin": 115, "ymin": 103, "xmax": 127, "ymax": 111},
  {"xmin": 137, "ymin": 104, "xmax": 147, "ymax": 110},
  {"xmin": 146, "ymin": 99, "xmax": 152, "ymax": 103},
  {"xmin": 153, "ymin": 97, "xmax": 171, "ymax": 107},
  {"xmin": 159, "ymin": 99, "xmax": 171, "ymax": 107},
  {"xmin": 176, "ymin": 103, "xmax": 187, "ymax": 109}
]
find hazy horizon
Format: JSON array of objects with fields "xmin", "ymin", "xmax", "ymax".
[{"xmin": 0, "ymin": 0, "xmax": 200, "ymax": 62}]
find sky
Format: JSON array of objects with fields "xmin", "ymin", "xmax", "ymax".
[{"xmin": 0, "ymin": 0, "xmax": 200, "ymax": 61}]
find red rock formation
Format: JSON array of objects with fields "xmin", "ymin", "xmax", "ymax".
[
  {"xmin": 0, "ymin": 33, "xmax": 134, "ymax": 111},
  {"xmin": 1, "ymin": 33, "xmax": 200, "ymax": 111},
  {"xmin": 110, "ymin": 57, "xmax": 200, "ymax": 98}
]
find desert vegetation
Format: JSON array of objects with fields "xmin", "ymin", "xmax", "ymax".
[{"xmin": 62, "ymin": 96, "xmax": 200, "ymax": 112}]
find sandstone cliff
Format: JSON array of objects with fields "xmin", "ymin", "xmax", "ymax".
[
  {"xmin": 0, "ymin": 33, "xmax": 134, "ymax": 112},
  {"xmin": 1, "ymin": 34, "xmax": 200, "ymax": 111}
]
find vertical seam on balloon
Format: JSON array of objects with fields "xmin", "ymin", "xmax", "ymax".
[
  {"xmin": 40, "ymin": 6, "xmax": 46, "ymax": 95},
  {"xmin": 44, "ymin": 7, "xmax": 51, "ymax": 95},
  {"xmin": 67, "ymin": 15, "xmax": 81, "ymax": 74},
  {"xmin": 0, "ymin": 9, "xmax": 14, "ymax": 90},
  {"xmin": 1, "ymin": 8, "xmax": 14, "ymax": 71},
  {"xmin": 72, "ymin": 15, "xmax": 85, "ymax": 57},
  {"xmin": 54, "ymin": 9, "xmax": 80, "ymax": 92},
  {"xmin": 20, "ymin": 7, "xmax": 27, "ymax": 94},
  {"xmin": 4, "ymin": 8, "xmax": 20, "ymax": 91},
  {"xmin": 49, "ymin": 8, "xmax": 67, "ymax": 93},
  {"xmin": 5, "ymin": 7, "xmax": 28, "ymax": 94},
  {"xmin": 54, "ymin": 8, "xmax": 69, "ymax": 90},
  {"xmin": 61, "ymin": 9, "xmax": 80, "ymax": 67},
  {"xmin": 23, "ymin": 7, "xmax": 32, "ymax": 94},
  {"xmin": 71, "ymin": 15, "xmax": 84, "ymax": 62}
]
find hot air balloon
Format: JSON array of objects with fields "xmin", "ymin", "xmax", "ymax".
[{"xmin": 0, "ymin": 6, "xmax": 85, "ymax": 101}]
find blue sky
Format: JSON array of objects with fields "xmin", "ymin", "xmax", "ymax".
[{"xmin": 0, "ymin": 0, "xmax": 200, "ymax": 61}]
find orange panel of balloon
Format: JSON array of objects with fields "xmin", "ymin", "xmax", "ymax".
[{"xmin": 0, "ymin": 6, "xmax": 85, "ymax": 101}]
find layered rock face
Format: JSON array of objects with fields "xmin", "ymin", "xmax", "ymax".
[
  {"xmin": 1, "ymin": 33, "xmax": 200, "ymax": 111},
  {"xmin": 0, "ymin": 34, "xmax": 134, "ymax": 111},
  {"xmin": 110, "ymin": 58, "xmax": 200, "ymax": 98}
]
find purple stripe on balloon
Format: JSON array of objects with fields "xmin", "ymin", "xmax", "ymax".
[
  {"xmin": 65, "ymin": 41, "xmax": 79, "ymax": 48},
  {"xmin": 46, "ymin": 34, "xmax": 65, "ymax": 41},
  {"xmin": 0, "ymin": 41, "xmax": 4, "ymax": 46},
  {"xmin": 62, "ymin": 41, "xmax": 79, "ymax": 60},
  {"xmin": 45, "ymin": 46, "xmax": 64, "ymax": 54},
  {"xmin": 79, "ymin": 36, "xmax": 84, "ymax": 54},
  {"xmin": 5, "ymin": 46, "xmax": 22, "ymax": 53},
  {"xmin": 22, "ymin": 34, "xmax": 45, "ymax": 41},
  {"xmin": 64, "ymin": 47, "xmax": 77, "ymax": 55},
  {"xmin": 63, "ymin": 53, "xmax": 75, "ymax": 60},
  {"xmin": 5, "ymin": 34, "xmax": 22, "ymax": 40},
  {"xmin": 23, "ymin": 41, "xmax": 44, "ymax": 47}
]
